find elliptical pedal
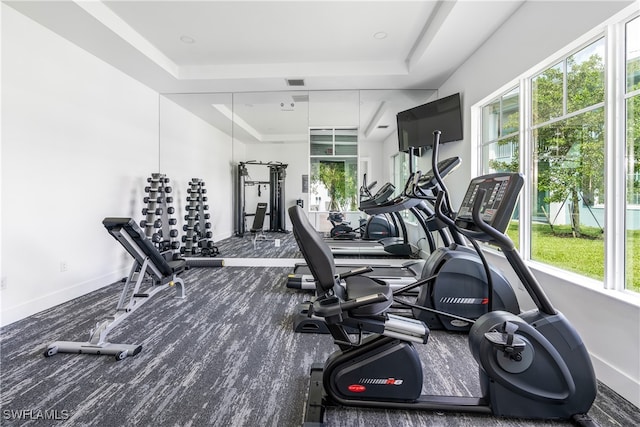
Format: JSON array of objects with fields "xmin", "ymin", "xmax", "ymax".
[{"xmin": 483, "ymin": 321, "xmax": 526, "ymax": 355}]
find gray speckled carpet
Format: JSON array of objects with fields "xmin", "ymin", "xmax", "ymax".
[{"xmin": 1, "ymin": 234, "xmax": 639, "ymax": 426}]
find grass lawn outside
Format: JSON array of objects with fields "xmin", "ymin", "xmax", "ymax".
[{"xmin": 504, "ymin": 222, "xmax": 640, "ymax": 293}]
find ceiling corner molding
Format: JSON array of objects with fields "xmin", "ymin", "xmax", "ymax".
[
  {"xmin": 406, "ymin": 0, "xmax": 457, "ymax": 71},
  {"xmin": 73, "ymin": 0, "xmax": 180, "ymax": 78},
  {"xmin": 178, "ymin": 60, "xmax": 409, "ymax": 81}
]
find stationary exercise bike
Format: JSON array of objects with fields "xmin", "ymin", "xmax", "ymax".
[{"xmin": 291, "ymin": 169, "xmax": 597, "ymax": 425}]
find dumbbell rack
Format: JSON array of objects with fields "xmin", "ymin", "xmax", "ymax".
[
  {"xmin": 181, "ymin": 178, "xmax": 219, "ymax": 257},
  {"xmin": 140, "ymin": 173, "xmax": 180, "ymax": 253}
]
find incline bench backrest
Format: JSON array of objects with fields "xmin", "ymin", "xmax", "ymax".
[
  {"xmin": 102, "ymin": 217, "xmax": 174, "ymax": 278},
  {"xmin": 251, "ymin": 202, "xmax": 268, "ymax": 233},
  {"xmin": 288, "ymin": 206, "xmax": 337, "ymax": 295}
]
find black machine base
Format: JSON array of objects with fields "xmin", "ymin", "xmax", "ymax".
[{"xmin": 302, "ymin": 363, "xmax": 492, "ymax": 426}]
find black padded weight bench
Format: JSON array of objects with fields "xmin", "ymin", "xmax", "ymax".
[
  {"xmin": 44, "ymin": 217, "xmax": 186, "ymax": 361},
  {"xmin": 250, "ymin": 202, "xmax": 269, "ymax": 250}
]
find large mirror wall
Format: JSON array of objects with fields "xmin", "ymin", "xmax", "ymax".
[{"xmin": 160, "ymin": 89, "xmax": 434, "ymax": 236}]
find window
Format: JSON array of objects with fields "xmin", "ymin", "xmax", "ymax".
[
  {"xmin": 309, "ymin": 128, "xmax": 358, "ymax": 212},
  {"xmin": 392, "ymin": 151, "xmax": 411, "ymax": 222},
  {"xmin": 481, "ymin": 86, "xmax": 520, "ymax": 174},
  {"xmin": 476, "ymin": 11, "xmax": 640, "ymax": 293},
  {"xmin": 531, "ymin": 39, "xmax": 606, "ymax": 280},
  {"xmin": 480, "ymin": 87, "xmax": 520, "ymax": 246}
]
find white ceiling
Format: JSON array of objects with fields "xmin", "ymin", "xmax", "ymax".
[
  {"xmin": 6, "ymin": 0, "xmax": 525, "ymax": 93},
  {"xmin": 5, "ymin": 0, "xmax": 525, "ymax": 142}
]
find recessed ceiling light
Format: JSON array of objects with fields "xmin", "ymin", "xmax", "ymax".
[
  {"xmin": 373, "ymin": 32, "xmax": 387, "ymax": 40},
  {"xmin": 180, "ymin": 35, "xmax": 195, "ymax": 44}
]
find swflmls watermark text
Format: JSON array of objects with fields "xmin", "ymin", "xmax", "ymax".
[{"xmin": 2, "ymin": 409, "xmax": 70, "ymax": 421}]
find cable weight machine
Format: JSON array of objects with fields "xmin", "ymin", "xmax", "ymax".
[{"xmin": 235, "ymin": 161, "xmax": 288, "ymax": 237}]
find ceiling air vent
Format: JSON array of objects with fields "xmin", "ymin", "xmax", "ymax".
[{"xmin": 286, "ymin": 78, "xmax": 305, "ymax": 87}]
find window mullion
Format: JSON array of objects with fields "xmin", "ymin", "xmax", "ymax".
[
  {"xmin": 521, "ymin": 77, "xmax": 532, "ymax": 260},
  {"xmin": 605, "ymin": 21, "xmax": 626, "ymax": 291}
]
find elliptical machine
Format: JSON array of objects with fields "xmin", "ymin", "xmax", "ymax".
[
  {"xmin": 391, "ymin": 133, "xmax": 519, "ymax": 332},
  {"xmin": 292, "ymin": 157, "xmax": 597, "ymax": 425},
  {"xmin": 327, "ymin": 176, "xmax": 399, "ymax": 241}
]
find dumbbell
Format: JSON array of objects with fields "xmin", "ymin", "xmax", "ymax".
[
  {"xmin": 142, "ymin": 207, "xmax": 163, "ymax": 215},
  {"xmin": 204, "ymin": 213, "xmax": 210, "ymax": 220},
  {"xmin": 144, "ymin": 185, "xmax": 161, "ymax": 193},
  {"xmin": 143, "ymin": 196, "xmax": 163, "ymax": 204},
  {"xmin": 164, "ymin": 186, "xmax": 172, "ymax": 193},
  {"xmin": 205, "ymin": 222, "xmax": 211, "ymax": 229},
  {"xmin": 171, "ymin": 241, "xmax": 180, "ymax": 250},
  {"xmin": 205, "ymin": 231, "xmax": 213, "ymax": 239},
  {"xmin": 169, "ymin": 229, "xmax": 179, "ymax": 238},
  {"xmin": 168, "ymin": 218, "xmax": 177, "ymax": 226},
  {"xmin": 167, "ymin": 207, "xmax": 175, "ymax": 215},
  {"xmin": 154, "ymin": 219, "xmax": 162, "ymax": 228},
  {"xmin": 166, "ymin": 196, "xmax": 173, "ymax": 203},
  {"xmin": 152, "ymin": 233, "xmax": 162, "ymax": 243}
]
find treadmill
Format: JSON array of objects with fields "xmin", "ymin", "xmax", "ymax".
[{"xmin": 288, "ymin": 156, "xmax": 462, "ymax": 292}]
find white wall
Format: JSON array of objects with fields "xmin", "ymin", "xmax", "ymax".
[
  {"xmin": 359, "ymin": 139, "xmax": 384, "ymax": 192},
  {"xmin": 159, "ymin": 97, "xmax": 234, "ymax": 242},
  {"xmin": 435, "ymin": 0, "xmax": 640, "ymax": 407},
  {"xmin": 0, "ymin": 5, "xmax": 234, "ymax": 326}
]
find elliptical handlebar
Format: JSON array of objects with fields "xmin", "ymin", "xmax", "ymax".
[
  {"xmin": 433, "ymin": 191, "xmax": 456, "ymax": 229},
  {"xmin": 470, "ymin": 188, "xmax": 557, "ymax": 316},
  {"xmin": 430, "ymin": 131, "xmax": 455, "ymax": 217}
]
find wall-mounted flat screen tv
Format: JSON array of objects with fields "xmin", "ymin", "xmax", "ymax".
[{"xmin": 397, "ymin": 93, "xmax": 463, "ymax": 152}]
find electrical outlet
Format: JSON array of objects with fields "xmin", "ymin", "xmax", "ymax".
[
  {"xmin": 60, "ymin": 262, "xmax": 68, "ymax": 272},
  {"xmin": 1, "ymin": 277, "xmax": 7, "ymax": 290}
]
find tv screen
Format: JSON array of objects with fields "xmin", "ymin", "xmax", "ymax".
[{"xmin": 397, "ymin": 93, "xmax": 463, "ymax": 152}]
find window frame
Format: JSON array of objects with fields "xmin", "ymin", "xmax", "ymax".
[{"xmin": 473, "ymin": 5, "xmax": 640, "ymax": 296}]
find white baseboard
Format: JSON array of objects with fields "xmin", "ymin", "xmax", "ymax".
[
  {"xmin": 0, "ymin": 269, "xmax": 127, "ymax": 327},
  {"xmin": 591, "ymin": 352, "xmax": 640, "ymax": 409}
]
